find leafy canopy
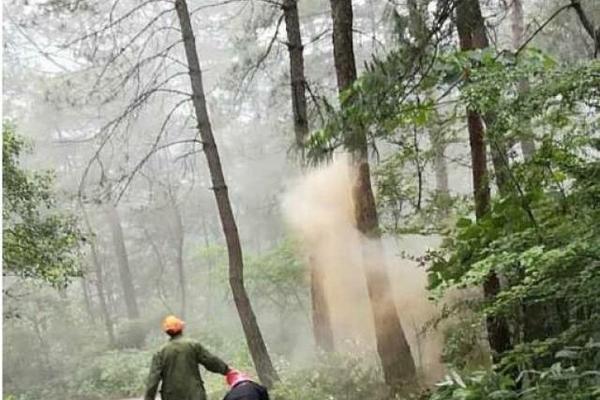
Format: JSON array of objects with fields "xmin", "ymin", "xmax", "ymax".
[
  {"xmin": 425, "ymin": 53, "xmax": 600, "ymax": 399},
  {"xmin": 2, "ymin": 122, "xmax": 82, "ymax": 288}
]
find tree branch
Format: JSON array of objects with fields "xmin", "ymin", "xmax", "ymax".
[
  {"xmin": 241, "ymin": 13, "xmax": 285, "ymax": 89},
  {"xmin": 79, "ymin": 71, "xmax": 189, "ymax": 197},
  {"xmin": 515, "ymin": 3, "xmax": 574, "ymax": 57},
  {"xmin": 570, "ymin": 0, "xmax": 600, "ymax": 56},
  {"xmin": 90, "ymin": 8, "xmax": 176, "ymax": 92},
  {"xmin": 63, "ymin": 0, "xmax": 170, "ymax": 47},
  {"xmin": 114, "ymin": 99, "xmax": 196, "ymax": 203}
]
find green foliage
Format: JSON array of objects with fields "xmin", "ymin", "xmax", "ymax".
[
  {"xmin": 69, "ymin": 350, "xmax": 151, "ymax": 399},
  {"xmin": 431, "ymin": 342, "xmax": 600, "ymax": 400},
  {"xmin": 191, "ymin": 238, "xmax": 310, "ymax": 357},
  {"xmin": 305, "ymin": 48, "xmax": 511, "ymax": 158},
  {"xmin": 311, "ymin": 17, "xmax": 597, "ymax": 397},
  {"xmin": 425, "ymin": 54, "xmax": 600, "ymax": 399},
  {"xmin": 244, "ymin": 238, "xmax": 308, "ymax": 311},
  {"xmin": 439, "ymin": 312, "xmax": 490, "ymax": 371},
  {"xmin": 305, "ymin": 45, "xmax": 441, "ymax": 158},
  {"xmin": 374, "ymin": 150, "xmax": 470, "ymax": 234},
  {"xmin": 2, "ymin": 122, "xmax": 82, "ymax": 289},
  {"xmin": 3, "ymin": 294, "xmax": 118, "ymax": 400},
  {"xmin": 115, "ymin": 318, "xmax": 149, "ymax": 349},
  {"xmin": 374, "ymin": 152, "xmax": 419, "ymax": 231},
  {"xmin": 193, "ymin": 238, "xmax": 307, "ymax": 313},
  {"xmin": 271, "ymin": 352, "xmax": 392, "ymax": 400}
]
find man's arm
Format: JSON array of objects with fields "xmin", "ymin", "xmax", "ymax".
[
  {"xmin": 193, "ymin": 342, "xmax": 229, "ymax": 374},
  {"xmin": 144, "ymin": 352, "xmax": 162, "ymax": 400}
]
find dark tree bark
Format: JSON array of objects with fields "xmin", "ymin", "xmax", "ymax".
[
  {"xmin": 571, "ymin": 0, "xmax": 600, "ymax": 57},
  {"xmin": 174, "ymin": 0, "xmax": 278, "ymax": 386},
  {"xmin": 412, "ymin": 125, "xmax": 424, "ymax": 210},
  {"xmin": 455, "ymin": 0, "xmax": 512, "ymax": 360},
  {"xmin": 329, "ymin": 0, "xmax": 357, "ymax": 92},
  {"xmin": 282, "ymin": 0, "xmax": 309, "ymax": 148},
  {"xmin": 511, "ymin": 0, "xmax": 535, "ymax": 160},
  {"xmin": 485, "ymin": 111, "xmax": 511, "ymax": 196},
  {"xmin": 105, "ymin": 204, "xmax": 140, "ymax": 319},
  {"xmin": 329, "ymin": 0, "xmax": 416, "ymax": 388}
]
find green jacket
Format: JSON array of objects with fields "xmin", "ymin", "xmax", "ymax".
[{"xmin": 144, "ymin": 334, "xmax": 229, "ymax": 400}]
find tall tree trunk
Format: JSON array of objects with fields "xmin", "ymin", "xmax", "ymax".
[
  {"xmin": 171, "ymin": 201, "xmax": 187, "ymax": 318},
  {"xmin": 105, "ymin": 204, "xmax": 140, "ymax": 319},
  {"xmin": 202, "ymin": 218, "xmax": 215, "ymax": 320},
  {"xmin": 406, "ymin": 0, "xmax": 450, "ymax": 201},
  {"xmin": 571, "ymin": 0, "xmax": 600, "ymax": 57},
  {"xmin": 329, "ymin": 0, "xmax": 357, "ymax": 94},
  {"xmin": 432, "ymin": 136, "xmax": 449, "ymax": 194},
  {"xmin": 511, "ymin": 0, "xmax": 535, "ymax": 160},
  {"xmin": 282, "ymin": 0, "xmax": 334, "ymax": 352},
  {"xmin": 455, "ymin": 0, "xmax": 512, "ymax": 360},
  {"xmin": 144, "ymin": 227, "xmax": 174, "ymax": 313},
  {"xmin": 407, "ymin": 0, "xmax": 428, "ymax": 46},
  {"xmin": 81, "ymin": 203, "xmax": 115, "ymax": 347},
  {"xmin": 329, "ymin": 0, "xmax": 416, "ymax": 388},
  {"xmin": 413, "ymin": 125, "xmax": 424, "ymax": 210},
  {"xmin": 511, "ymin": 0, "xmax": 550, "ymax": 351},
  {"xmin": 90, "ymin": 239, "xmax": 117, "ymax": 348},
  {"xmin": 174, "ymin": 0, "xmax": 278, "ymax": 386},
  {"xmin": 485, "ymin": 112, "xmax": 511, "ymax": 196},
  {"xmin": 430, "ymin": 112, "xmax": 449, "ymax": 197},
  {"xmin": 309, "ymin": 256, "xmax": 334, "ymax": 351},
  {"xmin": 282, "ymin": 0, "xmax": 309, "ymax": 148},
  {"xmin": 80, "ymin": 275, "xmax": 95, "ymax": 323}
]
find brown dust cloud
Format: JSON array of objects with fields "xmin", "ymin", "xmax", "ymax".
[{"xmin": 282, "ymin": 156, "xmax": 447, "ymax": 383}]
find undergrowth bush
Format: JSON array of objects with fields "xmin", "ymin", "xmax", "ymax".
[
  {"xmin": 270, "ymin": 352, "xmax": 392, "ymax": 400},
  {"xmin": 2, "ymin": 349, "xmax": 150, "ymax": 400},
  {"xmin": 431, "ymin": 342, "xmax": 600, "ymax": 400},
  {"xmin": 69, "ymin": 349, "xmax": 151, "ymax": 399}
]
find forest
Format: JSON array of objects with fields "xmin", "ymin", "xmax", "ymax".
[{"xmin": 2, "ymin": 0, "xmax": 599, "ymax": 399}]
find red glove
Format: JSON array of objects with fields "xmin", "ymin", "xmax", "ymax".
[{"xmin": 225, "ymin": 368, "xmax": 251, "ymax": 388}]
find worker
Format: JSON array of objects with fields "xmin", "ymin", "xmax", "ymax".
[
  {"xmin": 144, "ymin": 315, "xmax": 231, "ymax": 400},
  {"xmin": 223, "ymin": 369, "xmax": 270, "ymax": 400}
]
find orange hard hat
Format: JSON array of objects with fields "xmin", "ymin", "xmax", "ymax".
[{"xmin": 162, "ymin": 315, "xmax": 185, "ymax": 333}]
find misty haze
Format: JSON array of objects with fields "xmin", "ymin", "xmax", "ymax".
[{"xmin": 3, "ymin": 1, "xmax": 599, "ymax": 400}]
